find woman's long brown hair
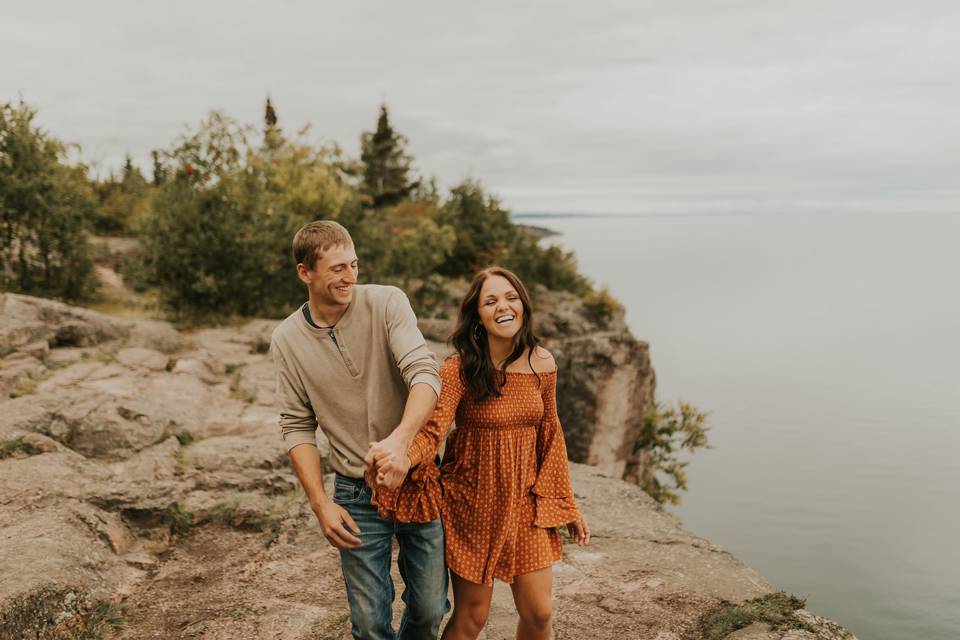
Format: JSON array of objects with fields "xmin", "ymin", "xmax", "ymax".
[{"xmin": 451, "ymin": 266, "xmax": 541, "ymax": 401}]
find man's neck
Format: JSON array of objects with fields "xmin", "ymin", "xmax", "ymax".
[{"xmin": 307, "ymin": 297, "xmax": 350, "ymax": 328}]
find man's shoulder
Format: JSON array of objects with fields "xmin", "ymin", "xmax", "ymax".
[
  {"xmin": 356, "ymin": 283, "xmax": 407, "ymax": 306},
  {"xmin": 270, "ymin": 305, "xmax": 306, "ymax": 348}
]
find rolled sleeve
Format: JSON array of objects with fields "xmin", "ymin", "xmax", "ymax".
[
  {"xmin": 272, "ymin": 340, "xmax": 319, "ymax": 452},
  {"xmin": 385, "ymin": 288, "xmax": 441, "ymax": 397}
]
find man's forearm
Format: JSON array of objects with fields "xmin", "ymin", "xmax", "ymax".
[
  {"xmin": 289, "ymin": 443, "xmax": 331, "ymax": 508},
  {"xmin": 392, "ymin": 382, "xmax": 439, "ymax": 445}
]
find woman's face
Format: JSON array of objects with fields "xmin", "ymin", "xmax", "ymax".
[{"xmin": 477, "ymin": 274, "xmax": 524, "ymax": 341}]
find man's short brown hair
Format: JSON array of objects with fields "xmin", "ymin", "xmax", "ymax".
[{"xmin": 293, "ymin": 220, "xmax": 353, "ymax": 270}]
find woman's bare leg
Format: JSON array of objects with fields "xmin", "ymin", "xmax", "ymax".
[
  {"xmin": 510, "ymin": 566, "xmax": 554, "ymax": 640},
  {"xmin": 441, "ymin": 572, "xmax": 494, "ymax": 640}
]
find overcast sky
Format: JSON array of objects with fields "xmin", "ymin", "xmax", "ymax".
[{"xmin": 3, "ymin": 0, "xmax": 959, "ymax": 214}]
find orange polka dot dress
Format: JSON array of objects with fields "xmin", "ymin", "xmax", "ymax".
[{"xmin": 368, "ymin": 355, "xmax": 582, "ymax": 586}]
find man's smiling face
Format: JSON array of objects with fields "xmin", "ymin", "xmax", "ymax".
[{"xmin": 299, "ymin": 243, "xmax": 359, "ymax": 308}]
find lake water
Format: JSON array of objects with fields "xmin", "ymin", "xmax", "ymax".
[{"xmin": 515, "ymin": 211, "xmax": 960, "ymax": 640}]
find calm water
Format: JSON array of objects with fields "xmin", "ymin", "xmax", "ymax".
[{"xmin": 517, "ymin": 211, "xmax": 960, "ymax": 640}]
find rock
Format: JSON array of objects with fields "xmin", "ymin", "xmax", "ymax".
[
  {"xmin": 115, "ymin": 347, "xmax": 170, "ymax": 371},
  {"xmin": 0, "ymin": 293, "xmax": 131, "ymax": 358},
  {"xmin": 172, "ymin": 350, "xmax": 226, "ymax": 385},
  {"xmin": 725, "ymin": 622, "xmax": 778, "ymax": 639},
  {"xmin": 0, "ymin": 295, "xmax": 858, "ymax": 640}
]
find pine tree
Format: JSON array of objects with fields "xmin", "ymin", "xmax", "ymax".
[
  {"xmin": 264, "ymin": 97, "xmax": 277, "ymax": 128},
  {"xmin": 263, "ymin": 97, "xmax": 282, "ymax": 151},
  {"xmin": 360, "ymin": 104, "xmax": 419, "ymax": 208},
  {"xmin": 151, "ymin": 150, "xmax": 167, "ymax": 186}
]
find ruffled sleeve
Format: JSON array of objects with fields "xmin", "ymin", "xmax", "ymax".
[
  {"xmin": 366, "ymin": 356, "xmax": 465, "ymax": 523},
  {"xmin": 532, "ymin": 370, "xmax": 582, "ymax": 528}
]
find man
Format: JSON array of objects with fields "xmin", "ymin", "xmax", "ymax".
[{"xmin": 270, "ymin": 220, "xmax": 447, "ymax": 640}]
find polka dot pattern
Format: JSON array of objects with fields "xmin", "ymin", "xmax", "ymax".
[{"xmin": 369, "ymin": 356, "xmax": 581, "ymax": 586}]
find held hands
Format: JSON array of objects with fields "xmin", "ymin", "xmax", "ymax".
[
  {"xmin": 567, "ymin": 517, "xmax": 591, "ymax": 546},
  {"xmin": 364, "ymin": 433, "xmax": 412, "ymax": 490},
  {"xmin": 313, "ymin": 498, "xmax": 362, "ymax": 550}
]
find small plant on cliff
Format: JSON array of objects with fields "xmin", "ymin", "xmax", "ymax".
[
  {"xmin": 634, "ymin": 401, "xmax": 710, "ymax": 505},
  {"xmin": 701, "ymin": 592, "xmax": 814, "ymax": 639}
]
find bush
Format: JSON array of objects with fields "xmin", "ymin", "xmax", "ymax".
[
  {"xmin": 138, "ymin": 111, "xmax": 355, "ymax": 320},
  {"xmin": 502, "ymin": 229, "xmax": 591, "ymax": 295},
  {"xmin": 581, "ymin": 287, "xmax": 623, "ymax": 326},
  {"xmin": 0, "ymin": 100, "xmax": 97, "ymax": 301},
  {"xmin": 635, "ymin": 401, "xmax": 710, "ymax": 505}
]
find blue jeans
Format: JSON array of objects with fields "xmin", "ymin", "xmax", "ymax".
[{"xmin": 333, "ymin": 473, "xmax": 449, "ymax": 640}]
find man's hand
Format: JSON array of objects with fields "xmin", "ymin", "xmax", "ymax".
[
  {"xmin": 365, "ymin": 433, "xmax": 412, "ymax": 489},
  {"xmin": 313, "ymin": 499, "xmax": 362, "ymax": 550},
  {"xmin": 371, "ymin": 447, "xmax": 412, "ymax": 490}
]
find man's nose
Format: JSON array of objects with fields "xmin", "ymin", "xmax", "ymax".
[{"xmin": 343, "ymin": 269, "xmax": 358, "ymax": 284}]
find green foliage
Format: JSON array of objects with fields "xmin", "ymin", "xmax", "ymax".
[
  {"xmin": 581, "ymin": 287, "xmax": 623, "ymax": 326},
  {"xmin": 0, "ymin": 100, "xmax": 97, "ymax": 301},
  {"xmin": 502, "ymin": 228, "xmax": 590, "ymax": 295},
  {"xmin": 0, "ymin": 438, "xmax": 41, "ymax": 459},
  {"xmin": 635, "ymin": 401, "xmax": 710, "ymax": 505},
  {"xmin": 164, "ymin": 502, "xmax": 195, "ymax": 535},
  {"xmin": 436, "ymin": 179, "xmax": 515, "ymax": 277},
  {"xmin": 92, "ymin": 154, "xmax": 154, "ymax": 234},
  {"xmin": 701, "ymin": 592, "xmax": 813, "ymax": 640},
  {"xmin": 360, "ymin": 104, "xmax": 418, "ymax": 208},
  {"xmin": 137, "ymin": 111, "xmax": 355, "ymax": 320}
]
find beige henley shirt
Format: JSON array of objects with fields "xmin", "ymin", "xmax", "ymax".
[{"xmin": 270, "ymin": 284, "xmax": 441, "ymax": 478}]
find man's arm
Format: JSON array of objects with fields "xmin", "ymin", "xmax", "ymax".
[
  {"xmin": 366, "ymin": 381, "xmax": 438, "ymax": 488},
  {"xmin": 273, "ymin": 342, "xmax": 360, "ymax": 549},
  {"xmin": 289, "ymin": 443, "xmax": 361, "ymax": 549},
  {"xmin": 364, "ymin": 288, "xmax": 442, "ymax": 488}
]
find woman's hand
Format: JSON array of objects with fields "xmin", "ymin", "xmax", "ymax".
[{"xmin": 567, "ymin": 517, "xmax": 591, "ymax": 545}]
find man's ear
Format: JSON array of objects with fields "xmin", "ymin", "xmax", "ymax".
[{"xmin": 296, "ymin": 263, "xmax": 312, "ymax": 285}]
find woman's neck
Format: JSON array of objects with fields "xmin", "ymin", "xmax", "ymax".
[{"xmin": 487, "ymin": 336, "xmax": 518, "ymax": 367}]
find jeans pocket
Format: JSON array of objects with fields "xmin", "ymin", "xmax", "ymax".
[{"xmin": 333, "ymin": 477, "xmax": 363, "ymax": 504}]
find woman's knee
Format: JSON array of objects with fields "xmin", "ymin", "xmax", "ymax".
[
  {"xmin": 517, "ymin": 602, "xmax": 552, "ymax": 630},
  {"xmin": 454, "ymin": 600, "xmax": 490, "ymax": 635}
]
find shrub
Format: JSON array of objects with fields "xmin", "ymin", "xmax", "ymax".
[
  {"xmin": 0, "ymin": 100, "xmax": 97, "ymax": 301},
  {"xmin": 635, "ymin": 401, "xmax": 710, "ymax": 505}
]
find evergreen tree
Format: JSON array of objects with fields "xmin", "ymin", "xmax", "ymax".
[
  {"xmin": 264, "ymin": 97, "xmax": 277, "ymax": 128},
  {"xmin": 359, "ymin": 104, "xmax": 418, "ymax": 208},
  {"xmin": 263, "ymin": 97, "xmax": 282, "ymax": 151},
  {"xmin": 151, "ymin": 150, "xmax": 167, "ymax": 186}
]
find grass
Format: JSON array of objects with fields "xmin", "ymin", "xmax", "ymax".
[
  {"xmin": 174, "ymin": 430, "xmax": 195, "ymax": 446},
  {"xmin": 164, "ymin": 493, "xmax": 299, "ymax": 547},
  {"xmin": 229, "ymin": 372, "xmax": 257, "ymax": 404},
  {"xmin": 0, "ymin": 438, "xmax": 41, "ymax": 459},
  {"xmin": 251, "ymin": 337, "xmax": 271, "ymax": 354},
  {"xmin": 9, "ymin": 377, "xmax": 39, "ymax": 398},
  {"xmin": 701, "ymin": 592, "xmax": 814, "ymax": 640},
  {"xmin": 72, "ymin": 600, "xmax": 127, "ymax": 639}
]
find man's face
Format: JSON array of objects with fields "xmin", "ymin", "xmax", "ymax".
[{"xmin": 298, "ymin": 243, "xmax": 359, "ymax": 307}]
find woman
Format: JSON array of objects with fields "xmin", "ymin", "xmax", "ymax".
[{"xmin": 372, "ymin": 266, "xmax": 590, "ymax": 640}]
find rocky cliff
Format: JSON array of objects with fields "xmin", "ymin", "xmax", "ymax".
[
  {"xmin": 0, "ymin": 293, "xmax": 856, "ymax": 639},
  {"xmin": 420, "ymin": 287, "xmax": 656, "ymax": 483}
]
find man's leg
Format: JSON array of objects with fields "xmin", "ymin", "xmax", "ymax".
[
  {"xmin": 334, "ymin": 475, "xmax": 396, "ymax": 640},
  {"xmin": 395, "ymin": 518, "xmax": 450, "ymax": 640}
]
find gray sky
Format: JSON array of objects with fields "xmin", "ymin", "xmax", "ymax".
[{"xmin": 4, "ymin": 0, "xmax": 959, "ymax": 214}]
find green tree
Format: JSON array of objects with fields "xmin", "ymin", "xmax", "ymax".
[
  {"xmin": 436, "ymin": 180, "xmax": 514, "ymax": 278},
  {"xmin": 501, "ymin": 229, "xmax": 590, "ymax": 295},
  {"xmin": 93, "ymin": 154, "xmax": 152, "ymax": 234},
  {"xmin": 360, "ymin": 104, "xmax": 419, "ymax": 208},
  {"xmin": 634, "ymin": 401, "xmax": 710, "ymax": 505},
  {"xmin": 0, "ymin": 100, "xmax": 97, "ymax": 301},
  {"xmin": 138, "ymin": 110, "xmax": 355, "ymax": 319}
]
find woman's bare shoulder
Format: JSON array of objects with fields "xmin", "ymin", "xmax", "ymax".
[{"xmin": 531, "ymin": 346, "xmax": 557, "ymax": 374}]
